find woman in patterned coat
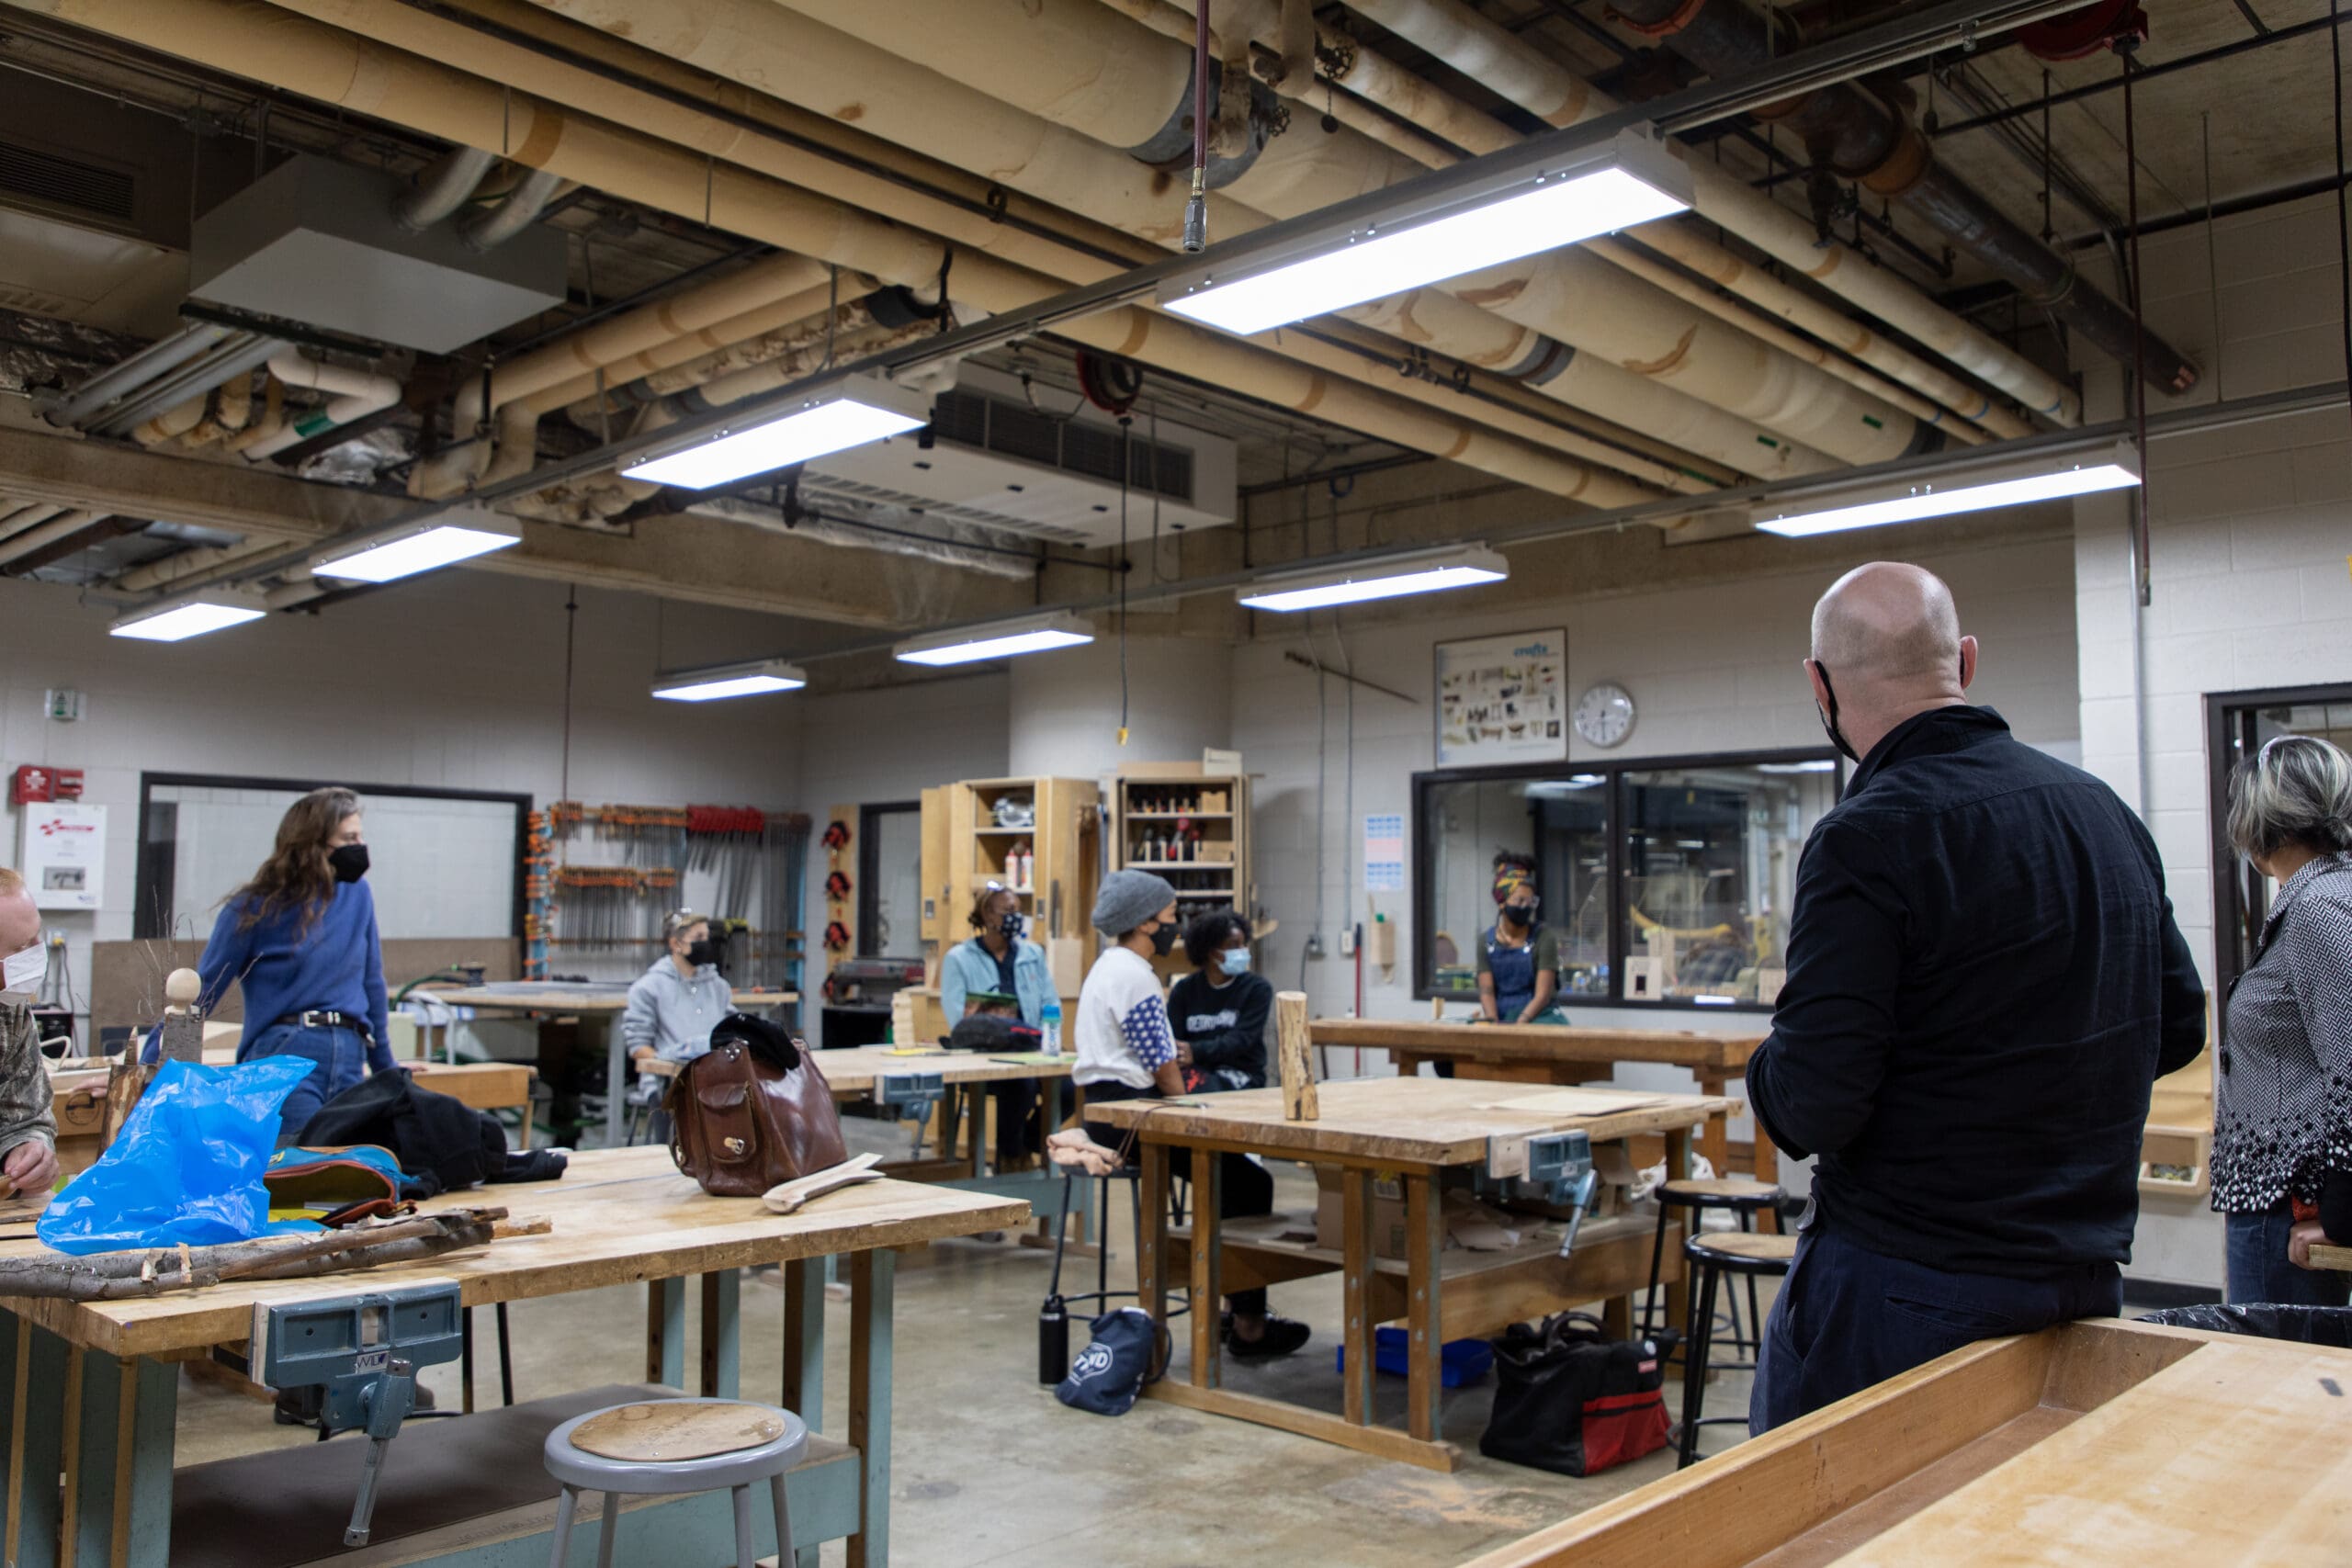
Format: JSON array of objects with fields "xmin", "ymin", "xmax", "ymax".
[{"xmin": 2212, "ymin": 735, "xmax": 2352, "ymax": 1306}]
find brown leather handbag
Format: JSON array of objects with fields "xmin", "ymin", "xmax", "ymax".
[{"xmin": 665, "ymin": 1018, "xmax": 850, "ymax": 1198}]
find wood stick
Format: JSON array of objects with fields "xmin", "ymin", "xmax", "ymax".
[
  {"xmin": 491, "ymin": 1215, "xmax": 553, "ymax": 1240},
  {"xmin": 1276, "ymin": 991, "xmax": 1318, "ymax": 1122},
  {"xmin": 234, "ymin": 1224, "xmax": 495, "ymax": 1281}
]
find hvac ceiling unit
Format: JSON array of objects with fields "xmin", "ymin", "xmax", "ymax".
[
  {"xmin": 187, "ymin": 155, "xmax": 566, "ymax": 353},
  {"xmin": 803, "ymin": 365, "xmax": 1238, "ymax": 550}
]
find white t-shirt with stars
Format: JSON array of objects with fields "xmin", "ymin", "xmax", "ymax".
[{"xmin": 1074, "ymin": 945, "xmax": 1176, "ymax": 1090}]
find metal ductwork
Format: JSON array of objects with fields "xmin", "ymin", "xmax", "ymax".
[
  {"xmin": 1597, "ymin": 0, "xmax": 2197, "ymax": 394},
  {"xmin": 393, "ymin": 144, "xmax": 496, "ymax": 231},
  {"xmin": 458, "ymin": 165, "xmax": 565, "ymax": 251}
]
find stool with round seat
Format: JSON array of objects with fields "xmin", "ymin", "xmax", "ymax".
[
  {"xmin": 542, "ymin": 1396, "xmax": 807, "ymax": 1568},
  {"xmin": 1642, "ymin": 1176, "xmax": 1785, "ymax": 1360},
  {"xmin": 1676, "ymin": 1229, "xmax": 1797, "ymax": 1468}
]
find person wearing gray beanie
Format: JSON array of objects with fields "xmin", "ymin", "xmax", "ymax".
[
  {"xmin": 1069, "ymin": 866, "xmax": 1313, "ymax": 1362},
  {"xmin": 1091, "ymin": 868, "xmax": 1179, "ymax": 939}
]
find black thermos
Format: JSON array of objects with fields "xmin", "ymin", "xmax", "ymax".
[{"xmin": 1038, "ymin": 1294, "xmax": 1070, "ymax": 1384}]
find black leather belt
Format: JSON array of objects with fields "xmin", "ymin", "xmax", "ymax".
[{"xmin": 277, "ymin": 1010, "xmax": 372, "ymax": 1041}]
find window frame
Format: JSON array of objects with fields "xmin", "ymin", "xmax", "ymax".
[
  {"xmin": 1410, "ymin": 744, "xmax": 1844, "ymax": 1011},
  {"xmin": 856, "ymin": 799, "xmax": 923, "ymax": 959}
]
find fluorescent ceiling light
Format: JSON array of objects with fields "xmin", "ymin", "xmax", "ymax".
[
  {"xmin": 109, "ymin": 590, "xmax": 266, "ymax": 642},
  {"xmin": 312, "ymin": 509, "xmax": 522, "ymax": 581},
  {"xmin": 1160, "ymin": 129, "xmax": 1690, "ymax": 336},
  {"xmin": 894, "ymin": 612, "xmax": 1095, "ymax": 667},
  {"xmin": 651, "ymin": 658, "xmax": 808, "ymax": 702},
  {"xmin": 1238, "ymin": 545, "xmax": 1508, "ymax": 613},
  {"xmin": 1757, "ymin": 761, "xmax": 1838, "ymax": 774},
  {"xmin": 621, "ymin": 373, "xmax": 929, "ymax": 490},
  {"xmin": 1753, "ymin": 441, "xmax": 2141, "ymax": 538}
]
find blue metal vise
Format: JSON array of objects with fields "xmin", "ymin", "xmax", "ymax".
[
  {"xmin": 254, "ymin": 1283, "xmax": 466, "ymax": 1546},
  {"xmin": 876, "ymin": 1067, "xmax": 946, "ymax": 1155},
  {"xmin": 1480, "ymin": 1128, "xmax": 1603, "ymax": 1258}
]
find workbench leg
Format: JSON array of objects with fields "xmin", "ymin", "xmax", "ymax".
[
  {"xmin": 700, "ymin": 1269, "xmax": 741, "ymax": 1398},
  {"xmin": 1137, "ymin": 1141, "xmax": 1170, "ymax": 1330},
  {"xmin": 1189, "ymin": 1148, "xmax": 1223, "ymax": 1391},
  {"xmin": 1405, "ymin": 1172, "xmax": 1444, "ymax": 1444},
  {"xmin": 1340, "ymin": 1169, "xmax": 1374, "ymax": 1428},
  {"xmin": 1665, "ymin": 1125, "xmax": 1693, "ymax": 1345},
  {"xmin": 783, "ymin": 1258, "xmax": 824, "ymax": 1430},
  {"xmin": 848, "ymin": 1248, "xmax": 894, "ymax": 1568},
  {"xmin": 6, "ymin": 1321, "xmax": 66, "ymax": 1568},
  {"xmin": 68, "ymin": 1354, "xmax": 173, "ymax": 1568},
  {"xmin": 599, "ymin": 1018, "xmax": 625, "ymax": 1151},
  {"xmin": 647, "ymin": 1276, "xmax": 685, "ymax": 1389},
  {"xmin": 1697, "ymin": 1076, "xmax": 1731, "ymax": 1180}
]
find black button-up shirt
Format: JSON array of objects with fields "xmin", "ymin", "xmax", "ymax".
[{"xmin": 1749, "ymin": 705, "xmax": 2207, "ymax": 1277}]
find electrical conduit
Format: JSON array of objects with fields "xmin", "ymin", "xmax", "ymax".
[{"xmin": 241, "ymin": 348, "xmax": 401, "ymax": 462}]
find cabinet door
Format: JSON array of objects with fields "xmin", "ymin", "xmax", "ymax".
[{"xmin": 919, "ymin": 786, "xmax": 950, "ymax": 954}]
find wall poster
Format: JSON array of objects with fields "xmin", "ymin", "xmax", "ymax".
[{"xmin": 1434, "ymin": 629, "xmax": 1566, "ymax": 767}]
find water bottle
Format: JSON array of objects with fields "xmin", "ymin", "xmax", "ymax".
[
  {"xmin": 1039, "ymin": 1293, "xmax": 1070, "ymax": 1384},
  {"xmin": 1040, "ymin": 998, "xmax": 1063, "ymax": 1058}
]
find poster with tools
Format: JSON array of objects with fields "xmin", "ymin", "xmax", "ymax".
[
  {"xmin": 1434, "ymin": 630, "xmax": 1566, "ymax": 767},
  {"xmin": 19, "ymin": 801, "xmax": 105, "ymax": 910}
]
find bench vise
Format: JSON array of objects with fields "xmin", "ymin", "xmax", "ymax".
[
  {"xmin": 876, "ymin": 1067, "xmax": 946, "ymax": 1154},
  {"xmin": 254, "ymin": 1282, "xmax": 465, "ymax": 1546},
  {"xmin": 1480, "ymin": 1128, "xmax": 1602, "ymax": 1259}
]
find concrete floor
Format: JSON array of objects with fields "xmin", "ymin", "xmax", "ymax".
[{"xmin": 174, "ymin": 1135, "xmax": 1765, "ymax": 1568}]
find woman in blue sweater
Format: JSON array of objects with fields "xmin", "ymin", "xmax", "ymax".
[{"xmin": 197, "ymin": 786, "xmax": 393, "ymax": 1141}]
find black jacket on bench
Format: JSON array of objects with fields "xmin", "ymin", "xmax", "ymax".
[{"xmin": 1749, "ymin": 705, "xmax": 2207, "ymax": 1278}]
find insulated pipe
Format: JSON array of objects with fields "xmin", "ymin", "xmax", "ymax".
[
  {"xmin": 131, "ymin": 392, "xmax": 211, "ymax": 447},
  {"xmin": 561, "ymin": 294, "xmax": 888, "ymax": 423},
  {"xmin": 1, "ymin": 515, "xmax": 138, "ymax": 577},
  {"xmin": 1585, "ymin": 237, "xmax": 1982, "ymax": 444},
  {"xmin": 0, "ymin": 504, "xmax": 66, "ymax": 545},
  {"xmin": 243, "ymin": 348, "xmax": 401, "ymax": 462},
  {"xmin": 394, "ymin": 143, "xmax": 496, "ymax": 231},
  {"xmin": 175, "ymin": 368, "xmax": 257, "ymax": 450},
  {"xmin": 1158, "ymin": 0, "xmax": 2024, "ymax": 440},
  {"xmin": 86, "ymin": 333, "xmax": 279, "ymax": 437},
  {"xmin": 524, "ymin": 277, "xmax": 865, "ymax": 416},
  {"xmin": 0, "ymin": 511, "xmax": 104, "ymax": 569},
  {"xmin": 513, "ymin": 0, "xmax": 1804, "ymax": 479},
  {"xmin": 39, "ymin": 321, "xmax": 231, "ymax": 427},
  {"xmin": 1336, "ymin": 0, "xmax": 2082, "ymax": 423},
  {"xmin": 108, "ymin": 536, "xmax": 286, "ymax": 593},
  {"xmin": 458, "ymin": 164, "xmax": 564, "ymax": 251},
  {"xmin": 767, "ymin": 0, "xmax": 1917, "ymax": 466},
  {"xmin": 225, "ymin": 375, "xmax": 288, "ymax": 455},
  {"xmin": 59, "ymin": 0, "xmax": 1653, "ymax": 508},
  {"xmin": 1603, "ymin": 0, "xmax": 2194, "ymax": 395}
]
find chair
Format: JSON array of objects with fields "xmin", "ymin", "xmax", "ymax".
[
  {"xmin": 1676, "ymin": 1230, "xmax": 1797, "ymax": 1468},
  {"xmin": 624, "ymin": 1056, "xmax": 684, "ymax": 1147},
  {"xmin": 1040, "ymin": 1157, "xmax": 1192, "ymax": 1381},
  {"xmin": 543, "ymin": 1396, "xmax": 807, "ymax": 1568},
  {"xmin": 1642, "ymin": 1176, "xmax": 1785, "ymax": 1361}
]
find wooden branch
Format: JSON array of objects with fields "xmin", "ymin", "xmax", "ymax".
[
  {"xmin": 0, "ymin": 1208, "xmax": 513, "ymax": 1300},
  {"xmin": 1275, "ymin": 990, "xmax": 1318, "ymax": 1122}
]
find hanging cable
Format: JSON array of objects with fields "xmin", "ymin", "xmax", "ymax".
[
  {"xmin": 559, "ymin": 585, "xmax": 578, "ymax": 804},
  {"xmin": 1183, "ymin": 0, "xmax": 1210, "ymax": 251},
  {"xmin": 2120, "ymin": 41, "xmax": 2153, "ymax": 609},
  {"xmin": 1117, "ymin": 415, "xmax": 1131, "ymax": 746},
  {"xmin": 2335, "ymin": 0, "xmax": 2352, "ymax": 452}
]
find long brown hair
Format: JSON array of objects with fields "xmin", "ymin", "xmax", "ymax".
[{"xmin": 234, "ymin": 786, "xmax": 361, "ymax": 933}]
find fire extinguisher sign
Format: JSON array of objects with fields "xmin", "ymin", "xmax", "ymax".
[{"xmin": 18, "ymin": 802, "xmax": 106, "ymax": 910}]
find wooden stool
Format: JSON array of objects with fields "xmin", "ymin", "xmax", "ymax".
[
  {"xmin": 1643, "ymin": 1177, "xmax": 1785, "ymax": 1359},
  {"xmin": 543, "ymin": 1396, "xmax": 808, "ymax": 1568},
  {"xmin": 1677, "ymin": 1230, "xmax": 1796, "ymax": 1469}
]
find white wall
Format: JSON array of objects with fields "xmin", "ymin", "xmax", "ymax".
[
  {"xmin": 1007, "ymin": 635, "xmax": 1231, "ymax": 777},
  {"xmin": 0, "ymin": 572, "xmax": 806, "ymax": 1021},
  {"xmin": 2070, "ymin": 188, "xmax": 2352, "ymax": 1288}
]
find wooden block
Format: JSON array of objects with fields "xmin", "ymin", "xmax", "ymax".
[
  {"xmin": 569, "ymin": 1401, "xmax": 785, "ymax": 1462},
  {"xmin": 1275, "ymin": 991, "xmax": 1317, "ymax": 1122}
]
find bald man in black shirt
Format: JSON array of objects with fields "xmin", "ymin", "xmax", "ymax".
[{"xmin": 1748, "ymin": 563, "xmax": 2206, "ymax": 1432}]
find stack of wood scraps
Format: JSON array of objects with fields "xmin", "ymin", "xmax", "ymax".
[{"xmin": 0, "ymin": 1205, "xmax": 547, "ymax": 1302}]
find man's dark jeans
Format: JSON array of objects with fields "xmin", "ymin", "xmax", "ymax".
[{"xmin": 1750, "ymin": 1220, "xmax": 2122, "ymax": 1435}]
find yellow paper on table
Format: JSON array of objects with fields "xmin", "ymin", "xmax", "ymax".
[{"xmin": 884, "ymin": 1046, "xmax": 945, "ymax": 1056}]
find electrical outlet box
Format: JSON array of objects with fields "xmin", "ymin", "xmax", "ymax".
[
  {"xmin": 1304, "ymin": 933, "xmax": 1326, "ymax": 960},
  {"xmin": 1338, "ymin": 927, "xmax": 1357, "ymax": 957}
]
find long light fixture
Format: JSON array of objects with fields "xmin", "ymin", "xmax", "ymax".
[
  {"xmin": 651, "ymin": 658, "xmax": 808, "ymax": 702},
  {"xmin": 1159, "ymin": 129, "xmax": 1690, "ymax": 336},
  {"xmin": 1238, "ymin": 545, "xmax": 1509, "ymax": 613},
  {"xmin": 109, "ymin": 589, "xmax": 266, "ymax": 642},
  {"xmin": 621, "ymin": 373, "xmax": 930, "ymax": 490},
  {"xmin": 894, "ymin": 612, "xmax": 1095, "ymax": 668},
  {"xmin": 1753, "ymin": 440, "xmax": 2141, "ymax": 538},
  {"xmin": 312, "ymin": 508, "xmax": 522, "ymax": 582}
]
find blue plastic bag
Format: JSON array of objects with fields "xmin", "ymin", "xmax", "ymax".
[{"xmin": 38, "ymin": 1058, "xmax": 323, "ymax": 1255}]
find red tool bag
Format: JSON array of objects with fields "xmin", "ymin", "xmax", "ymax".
[{"xmin": 1479, "ymin": 1312, "xmax": 1675, "ymax": 1476}]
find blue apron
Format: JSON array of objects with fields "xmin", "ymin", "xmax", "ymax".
[{"xmin": 1486, "ymin": 924, "xmax": 1541, "ymax": 1020}]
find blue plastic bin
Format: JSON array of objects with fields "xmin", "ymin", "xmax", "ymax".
[{"xmin": 1335, "ymin": 1327, "xmax": 1494, "ymax": 1386}]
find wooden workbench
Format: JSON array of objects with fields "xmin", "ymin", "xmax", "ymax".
[
  {"xmin": 1456, "ymin": 1314, "xmax": 2352, "ymax": 1566},
  {"xmin": 0, "ymin": 1145, "xmax": 1023, "ymax": 1568},
  {"xmin": 1088, "ymin": 1077, "xmax": 1735, "ymax": 1472},
  {"xmin": 422, "ymin": 982, "xmax": 796, "ymax": 1150},
  {"xmin": 1310, "ymin": 1018, "xmax": 1770, "ymax": 1183}
]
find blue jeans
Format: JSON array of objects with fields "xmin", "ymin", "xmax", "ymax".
[
  {"xmin": 1750, "ymin": 1221, "xmax": 2120, "ymax": 1436},
  {"xmin": 241, "ymin": 1021, "xmax": 369, "ymax": 1145},
  {"xmin": 2225, "ymin": 1202, "xmax": 2352, "ymax": 1307}
]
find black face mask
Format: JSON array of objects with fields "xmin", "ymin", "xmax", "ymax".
[
  {"xmin": 684, "ymin": 938, "xmax": 719, "ymax": 967},
  {"xmin": 1148, "ymin": 922, "xmax": 1181, "ymax": 957},
  {"xmin": 997, "ymin": 913, "xmax": 1024, "ymax": 941},
  {"xmin": 1812, "ymin": 662, "xmax": 1861, "ymax": 764},
  {"xmin": 1499, "ymin": 900, "xmax": 1536, "ymax": 927},
  {"xmin": 329, "ymin": 843, "xmax": 370, "ymax": 884}
]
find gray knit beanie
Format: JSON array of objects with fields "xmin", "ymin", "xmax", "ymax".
[{"xmin": 1091, "ymin": 869, "xmax": 1178, "ymax": 937}]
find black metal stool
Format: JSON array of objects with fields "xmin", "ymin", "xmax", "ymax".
[
  {"xmin": 1676, "ymin": 1229, "xmax": 1796, "ymax": 1468},
  {"xmin": 1642, "ymin": 1177, "xmax": 1784, "ymax": 1360},
  {"xmin": 1040, "ymin": 1164, "xmax": 1190, "ymax": 1382}
]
